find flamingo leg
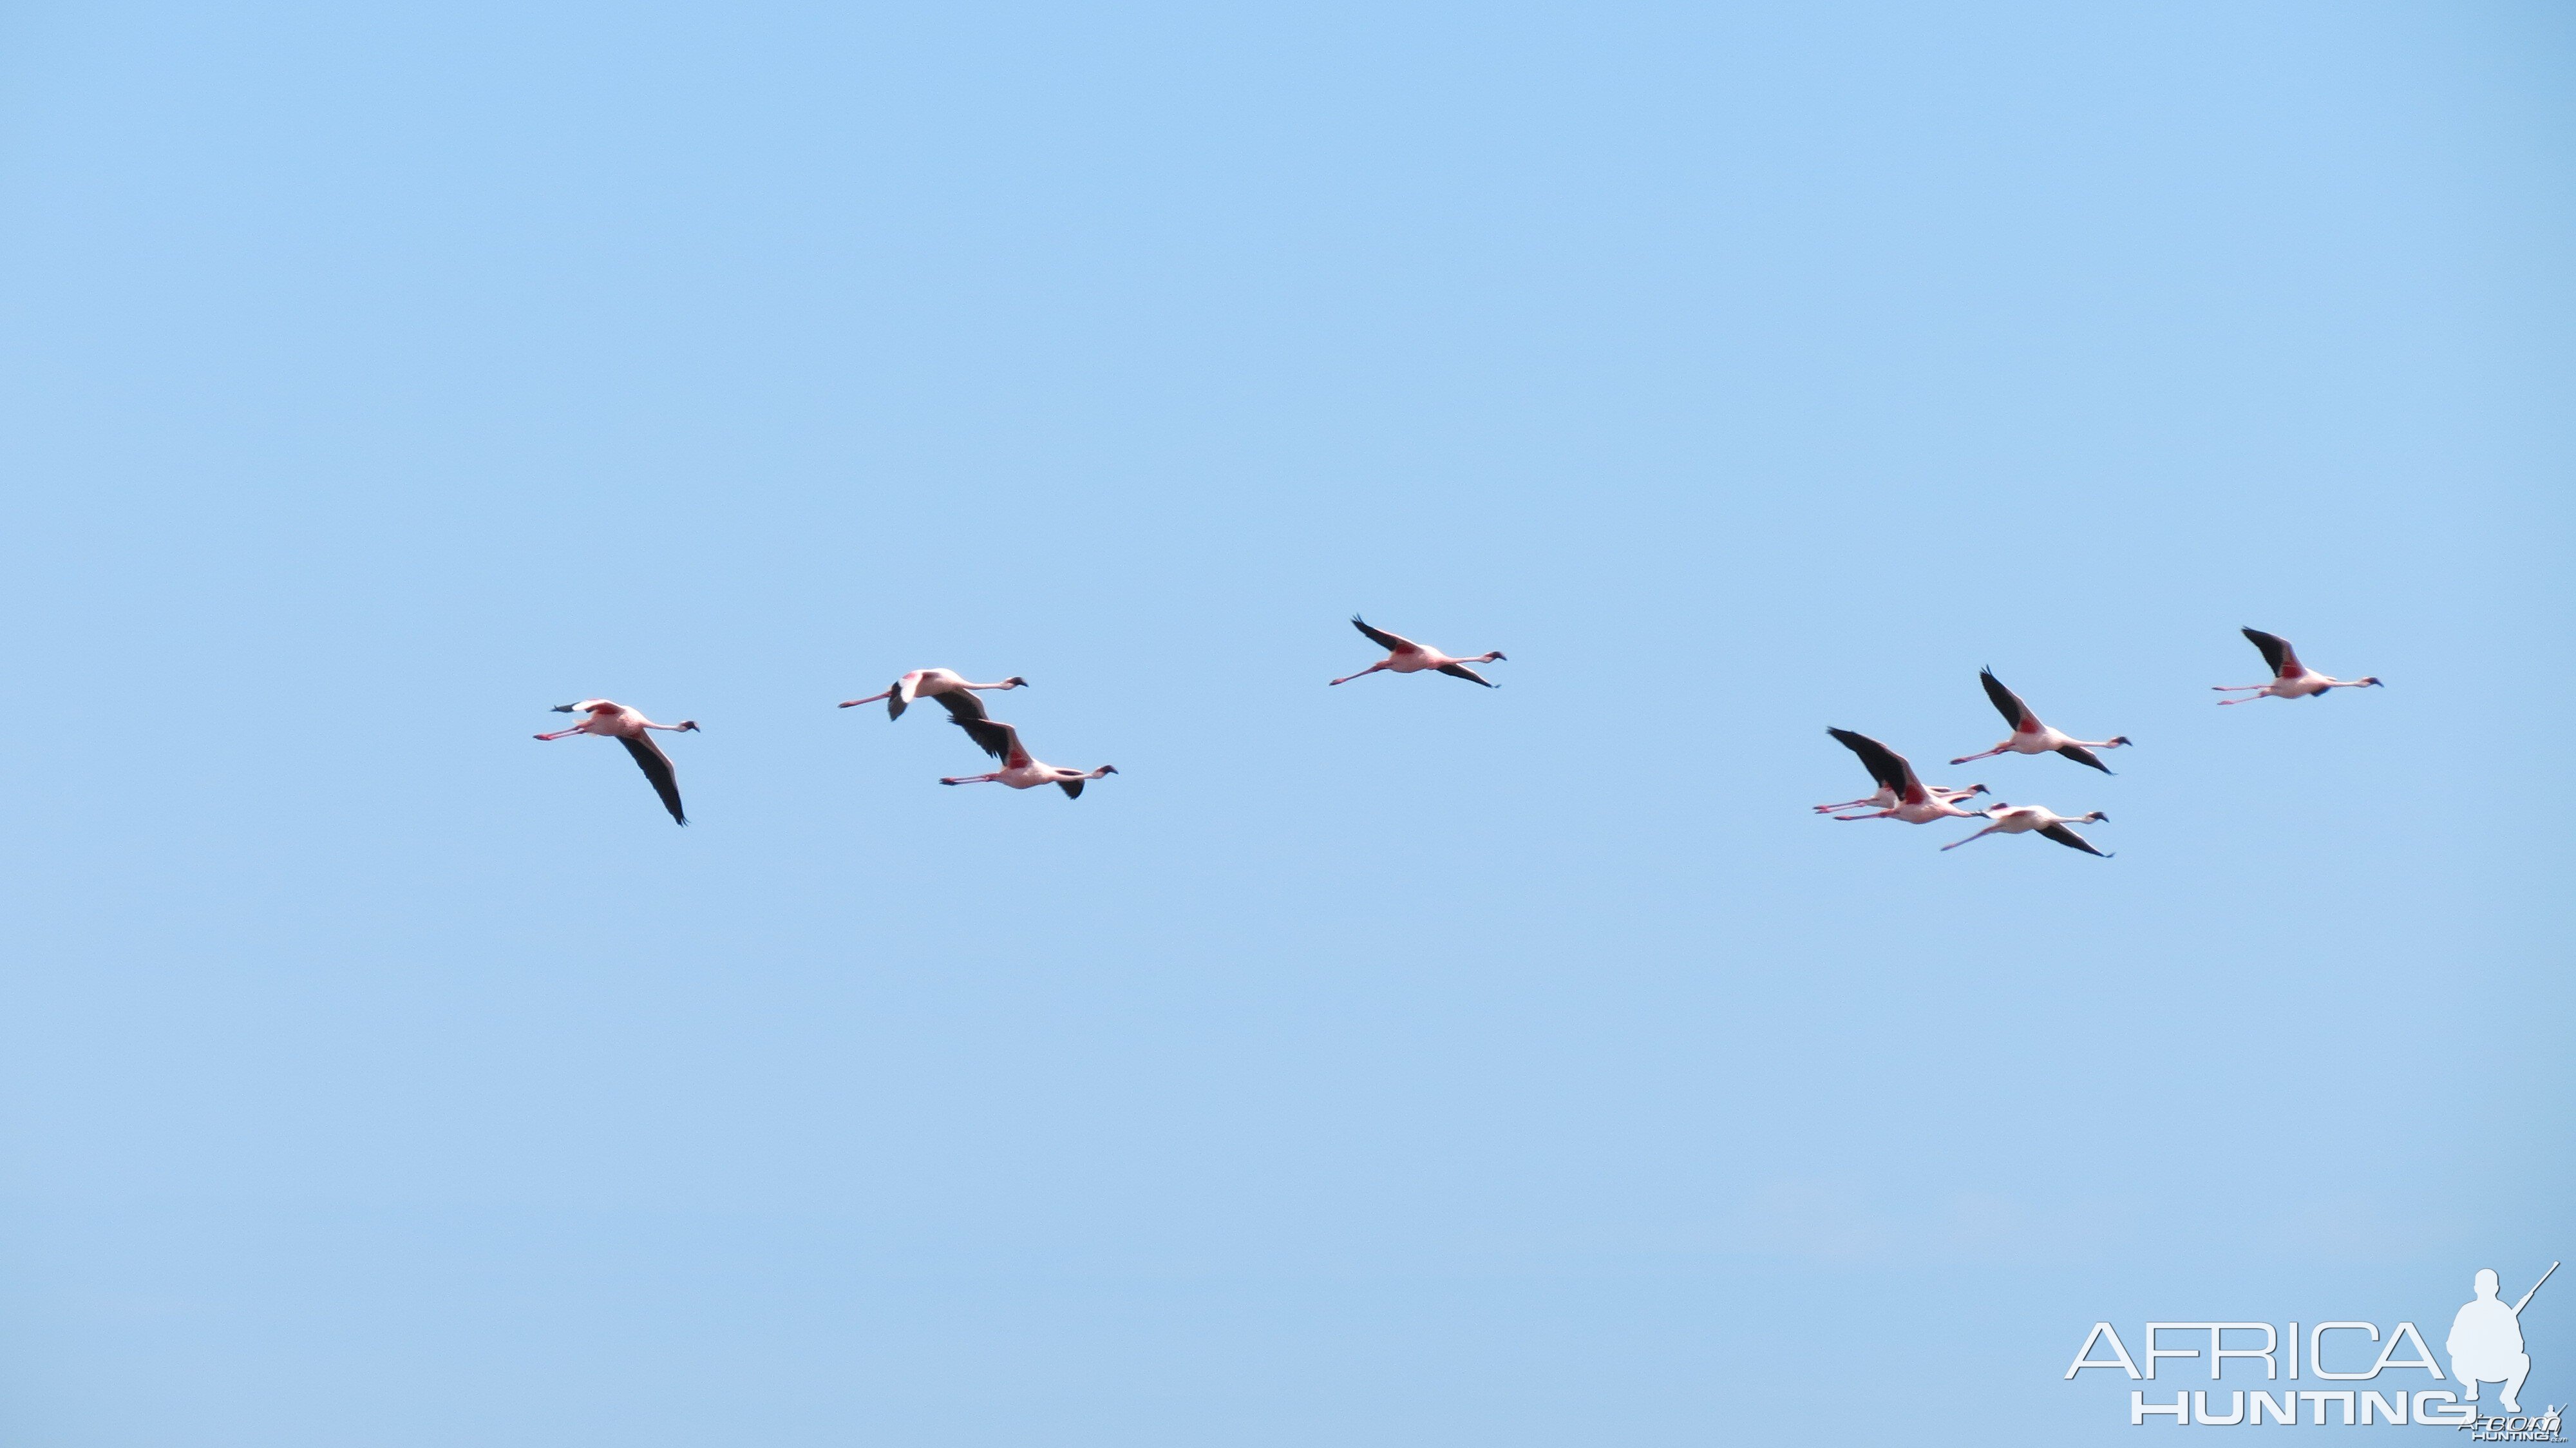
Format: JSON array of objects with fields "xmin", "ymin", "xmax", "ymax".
[
  {"xmin": 1940, "ymin": 825, "xmax": 2007, "ymax": 851},
  {"xmin": 838, "ymin": 690, "xmax": 893, "ymax": 709},
  {"xmin": 533, "ymin": 727, "xmax": 589, "ymax": 740},
  {"xmin": 1329, "ymin": 662, "xmax": 1389, "ymax": 686},
  {"xmin": 1948, "ymin": 744, "xmax": 2009, "ymax": 765},
  {"xmin": 940, "ymin": 773, "xmax": 1000, "ymax": 785}
]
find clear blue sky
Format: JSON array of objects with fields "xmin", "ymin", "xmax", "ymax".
[{"xmin": 2, "ymin": 2, "xmax": 2569, "ymax": 1443}]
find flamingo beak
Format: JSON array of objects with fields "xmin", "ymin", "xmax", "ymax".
[{"xmin": 552, "ymin": 703, "xmax": 578, "ymax": 712}]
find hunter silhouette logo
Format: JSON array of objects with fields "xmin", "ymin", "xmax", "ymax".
[
  {"xmin": 2064, "ymin": 1261, "xmax": 2561, "ymax": 1430},
  {"xmin": 2456, "ymin": 1264, "xmax": 2555, "ymax": 1415}
]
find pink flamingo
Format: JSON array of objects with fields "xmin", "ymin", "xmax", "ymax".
[
  {"xmin": 1813, "ymin": 778, "xmax": 1989, "ymax": 817},
  {"xmin": 840, "ymin": 668, "xmax": 1028, "ymax": 719},
  {"xmin": 2215, "ymin": 629, "xmax": 2382, "ymax": 703},
  {"xmin": 1330, "ymin": 616, "xmax": 1506, "ymax": 687},
  {"xmin": 1950, "ymin": 669, "xmax": 2132, "ymax": 774},
  {"xmin": 534, "ymin": 699, "xmax": 700, "ymax": 825},
  {"xmin": 934, "ymin": 693, "xmax": 1117, "ymax": 798},
  {"xmin": 1823, "ymin": 729, "xmax": 1989, "ymax": 823},
  {"xmin": 1941, "ymin": 804, "xmax": 2112, "ymax": 857}
]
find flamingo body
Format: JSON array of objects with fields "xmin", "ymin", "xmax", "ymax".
[
  {"xmin": 533, "ymin": 698, "xmax": 701, "ymax": 825},
  {"xmin": 933, "ymin": 693, "xmax": 1116, "ymax": 797},
  {"xmin": 1823, "ymin": 728, "xmax": 1989, "ymax": 823},
  {"xmin": 1812, "ymin": 781, "xmax": 1987, "ymax": 816},
  {"xmin": 840, "ymin": 668, "xmax": 1028, "ymax": 719},
  {"xmin": 1951, "ymin": 669, "xmax": 2132, "ymax": 773},
  {"xmin": 1941, "ymin": 804, "xmax": 2113, "ymax": 857},
  {"xmin": 2214, "ymin": 629, "xmax": 2382, "ymax": 704},
  {"xmin": 1331, "ymin": 616, "xmax": 1506, "ymax": 687}
]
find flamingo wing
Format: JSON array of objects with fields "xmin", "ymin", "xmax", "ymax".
[
  {"xmin": 619, "ymin": 733, "xmax": 688, "ymax": 826},
  {"xmin": 2038, "ymin": 822, "xmax": 2109, "ymax": 857},
  {"xmin": 1350, "ymin": 616, "xmax": 1422, "ymax": 654},
  {"xmin": 1978, "ymin": 669, "xmax": 2031, "ymax": 730},
  {"xmin": 887, "ymin": 676, "xmax": 918, "ymax": 719},
  {"xmin": 949, "ymin": 711, "xmax": 1018, "ymax": 763},
  {"xmin": 2054, "ymin": 743, "xmax": 2113, "ymax": 774},
  {"xmin": 1435, "ymin": 662, "xmax": 1495, "ymax": 686},
  {"xmin": 1828, "ymin": 728, "xmax": 1919, "ymax": 800},
  {"xmin": 934, "ymin": 691, "xmax": 992, "ymax": 725},
  {"xmin": 2242, "ymin": 628, "xmax": 2301, "ymax": 678},
  {"xmin": 1058, "ymin": 778, "xmax": 1085, "ymax": 799}
]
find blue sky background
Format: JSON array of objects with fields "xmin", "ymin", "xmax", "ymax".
[{"xmin": 2, "ymin": 2, "xmax": 2570, "ymax": 1442}]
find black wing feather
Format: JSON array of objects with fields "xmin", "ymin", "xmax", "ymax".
[
  {"xmin": 2242, "ymin": 627, "xmax": 2292, "ymax": 676},
  {"xmin": 1350, "ymin": 615, "xmax": 1416, "ymax": 653},
  {"xmin": 2038, "ymin": 823, "xmax": 2109, "ymax": 857},
  {"xmin": 1435, "ymin": 662, "xmax": 1495, "ymax": 686},
  {"xmin": 1826, "ymin": 727, "xmax": 1913, "ymax": 795},
  {"xmin": 1978, "ymin": 669, "xmax": 2029, "ymax": 729},
  {"xmin": 1058, "ymin": 778, "xmax": 1084, "ymax": 799},
  {"xmin": 934, "ymin": 691, "xmax": 991, "ymax": 725},
  {"xmin": 2054, "ymin": 743, "xmax": 2112, "ymax": 774},
  {"xmin": 950, "ymin": 712, "xmax": 1016, "ymax": 762},
  {"xmin": 620, "ymin": 733, "xmax": 687, "ymax": 825}
]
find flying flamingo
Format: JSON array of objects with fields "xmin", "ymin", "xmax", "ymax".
[
  {"xmin": 2215, "ymin": 629, "xmax": 2382, "ymax": 703},
  {"xmin": 1823, "ymin": 729, "xmax": 1989, "ymax": 823},
  {"xmin": 840, "ymin": 669, "xmax": 1028, "ymax": 719},
  {"xmin": 534, "ymin": 699, "xmax": 700, "ymax": 825},
  {"xmin": 1940, "ymin": 804, "xmax": 2112, "ymax": 857},
  {"xmin": 934, "ymin": 694, "xmax": 1117, "ymax": 797},
  {"xmin": 1331, "ymin": 616, "xmax": 1506, "ymax": 687},
  {"xmin": 1814, "ymin": 777, "xmax": 1987, "ymax": 815},
  {"xmin": 1950, "ymin": 669, "xmax": 2132, "ymax": 774}
]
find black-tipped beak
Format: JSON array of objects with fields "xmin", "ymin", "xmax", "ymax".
[
  {"xmin": 551, "ymin": 703, "xmax": 577, "ymax": 712},
  {"xmin": 1493, "ymin": 652, "xmax": 1508, "ymax": 661}
]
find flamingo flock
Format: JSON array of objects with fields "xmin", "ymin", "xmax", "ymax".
[
  {"xmin": 1817, "ymin": 627, "xmax": 2382, "ymax": 856},
  {"xmin": 536, "ymin": 622, "xmax": 2378, "ymax": 852}
]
